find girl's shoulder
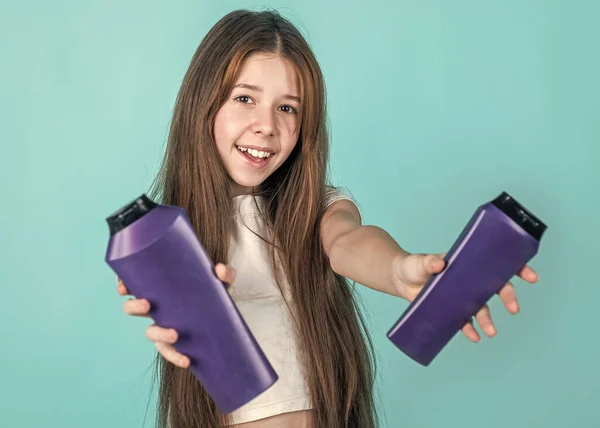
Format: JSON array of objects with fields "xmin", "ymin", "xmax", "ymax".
[{"xmin": 324, "ymin": 185, "xmax": 359, "ymax": 208}]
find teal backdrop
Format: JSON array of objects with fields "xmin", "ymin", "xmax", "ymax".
[{"xmin": 1, "ymin": 0, "xmax": 598, "ymax": 427}]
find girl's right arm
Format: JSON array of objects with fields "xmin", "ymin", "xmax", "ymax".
[{"xmin": 117, "ymin": 263, "xmax": 237, "ymax": 368}]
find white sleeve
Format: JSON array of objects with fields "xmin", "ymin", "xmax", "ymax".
[{"xmin": 324, "ymin": 186, "xmax": 362, "ymax": 221}]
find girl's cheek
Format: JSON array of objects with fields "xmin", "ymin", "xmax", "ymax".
[
  {"xmin": 228, "ymin": 108, "xmax": 255, "ymax": 129},
  {"xmin": 288, "ymin": 122, "xmax": 300, "ymax": 139},
  {"xmin": 278, "ymin": 115, "xmax": 298, "ymax": 135}
]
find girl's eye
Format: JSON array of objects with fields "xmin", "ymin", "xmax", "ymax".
[
  {"xmin": 234, "ymin": 95, "xmax": 253, "ymax": 104},
  {"xmin": 279, "ymin": 105, "xmax": 297, "ymax": 115},
  {"xmin": 234, "ymin": 96, "xmax": 296, "ymax": 114}
]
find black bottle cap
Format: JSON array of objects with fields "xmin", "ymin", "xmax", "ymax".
[
  {"xmin": 106, "ymin": 194, "xmax": 158, "ymax": 236},
  {"xmin": 491, "ymin": 192, "xmax": 547, "ymax": 241}
]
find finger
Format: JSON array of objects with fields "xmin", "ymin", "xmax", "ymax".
[
  {"xmin": 117, "ymin": 276, "xmax": 127, "ymax": 296},
  {"xmin": 424, "ymin": 254, "xmax": 446, "ymax": 274},
  {"xmin": 146, "ymin": 324, "xmax": 179, "ymax": 344},
  {"xmin": 399, "ymin": 253, "xmax": 445, "ymax": 285},
  {"xmin": 116, "ymin": 276, "xmax": 131, "ymax": 296},
  {"xmin": 215, "ymin": 263, "xmax": 237, "ymax": 285},
  {"xmin": 155, "ymin": 341, "xmax": 190, "ymax": 368},
  {"xmin": 117, "ymin": 283, "xmax": 129, "ymax": 296},
  {"xmin": 475, "ymin": 304, "xmax": 497, "ymax": 337},
  {"xmin": 123, "ymin": 298, "xmax": 151, "ymax": 317},
  {"xmin": 518, "ymin": 265, "xmax": 538, "ymax": 283},
  {"xmin": 461, "ymin": 320, "xmax": 481, "ymax": 342},
  {"xmin": 498, "ymin": 282, "xmax": 519, "ymax": 314}
]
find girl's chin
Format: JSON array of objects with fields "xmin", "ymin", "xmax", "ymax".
[{"xmin": 229, "ymin": 177, "xmax": 265, "ymax": 196}]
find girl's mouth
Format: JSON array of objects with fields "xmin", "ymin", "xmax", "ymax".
[{"xmin": 235, "ymin": 145, "xmax": 274, "ymax": 169}]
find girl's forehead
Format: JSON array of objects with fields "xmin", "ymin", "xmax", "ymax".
[{"xmin": 235, "ymin": 53, "xmax": 301, "ymax": 95}]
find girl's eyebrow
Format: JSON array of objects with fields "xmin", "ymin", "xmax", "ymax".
[{"xmin": 233, "ymin": 83, "xmax": 301, "ymax": 103}]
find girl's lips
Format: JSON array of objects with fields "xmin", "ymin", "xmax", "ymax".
[
  {"xmin": 235, "ymin": 144, "xmax": 275, "ymax": 154},
  {"xmin": 236, "ymin": 146, "xmax": 274, "ymax": 169}
]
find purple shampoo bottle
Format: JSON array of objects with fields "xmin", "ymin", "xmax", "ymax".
[
  {"xmin": 105, "ymin": 194, "xmax": 278, "ymax": 413},
  {"xmin": 388, "ymin": 191, "xmax": 547, "ymax": 366}
]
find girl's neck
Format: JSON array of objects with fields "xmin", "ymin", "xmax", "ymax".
[{"xmin": 230, "ymin": 181, "xmax": 254, "ymax": 198}]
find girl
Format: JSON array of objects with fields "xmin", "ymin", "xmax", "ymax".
[{"xmin": 116, "ymin": 9, "xmax": 539, "ymax": 428}]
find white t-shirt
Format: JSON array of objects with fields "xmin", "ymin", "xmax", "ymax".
[{"xmin": 227, "ymin": 188, "xmax": 359, "ymax": 424}]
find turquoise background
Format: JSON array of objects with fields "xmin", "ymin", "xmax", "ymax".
[{"xmin": 1, "ymin": 0, "xmax": 598, "ymax": 427}]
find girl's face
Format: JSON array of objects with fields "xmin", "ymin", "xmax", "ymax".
[{"xmin": 213, "ymin": 53, "xmax": 302, "ymax": 196}]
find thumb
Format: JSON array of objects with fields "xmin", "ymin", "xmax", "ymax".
[
  {"xmin": 215, "ymin": 263, "xmax": 237, "ymax": 287},
  {"xmin": 398, "ymin": 253, "xmax": 445, "ymax": 285}
]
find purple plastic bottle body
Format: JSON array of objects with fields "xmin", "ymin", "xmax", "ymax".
[
  {"xmin": 387, "ymin": 192, "xmax": 547, "ymax": 366},
  {"xmin": 105, "ymin": 195, "xmax": 278, "ymax": 413}
]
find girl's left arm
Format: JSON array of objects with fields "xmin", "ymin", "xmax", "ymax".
[
  {"xmin": 320, "ymin": 199, "xmax": 410, "ymax": 299},
  {"xmin": 320, "ymin": 200, "xmax": 540, "ymax": 342}
]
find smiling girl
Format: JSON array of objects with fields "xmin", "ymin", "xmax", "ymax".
[{"xmin": 116, "ymin": 9, "xmax": 539, "ymax": 428}]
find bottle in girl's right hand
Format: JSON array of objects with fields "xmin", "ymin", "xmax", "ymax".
[{"xmin": 105, "ymin": 193, "xmax": 278, "ymax": 413}]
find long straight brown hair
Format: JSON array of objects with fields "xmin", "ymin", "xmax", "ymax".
[{"xmin": 149, "ymin": 9, "xmax": 378, "ymax": 428}]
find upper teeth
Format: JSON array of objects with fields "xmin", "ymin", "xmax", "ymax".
[{"xmin": 237, "ymin": 146, "xmax": 272, "ymax": 159}]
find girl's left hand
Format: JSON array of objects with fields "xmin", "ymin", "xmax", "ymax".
[{"xmin": 392, "ymin": 253, "xmax": 539, "ymax": 343}]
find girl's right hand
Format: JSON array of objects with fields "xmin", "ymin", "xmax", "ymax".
[{"xmin": 117, "ymin": 263, "xmax": 237, "ymax": 368}]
